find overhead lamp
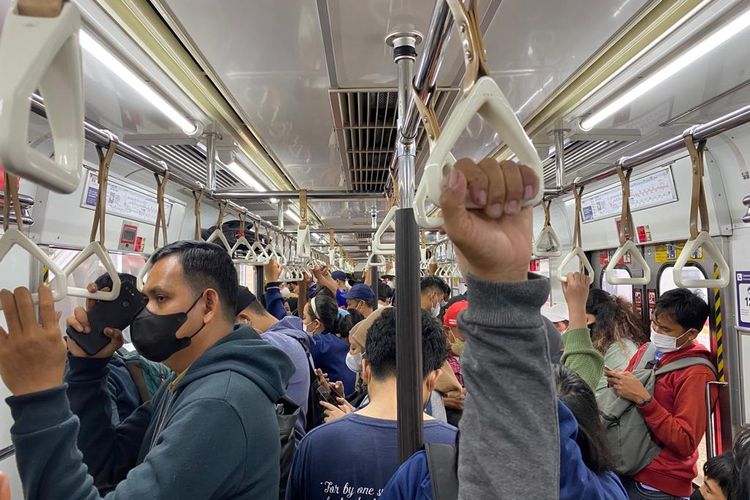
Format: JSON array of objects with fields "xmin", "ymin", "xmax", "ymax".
[
  {"xmin": 286, "ymin": 208, "xmax": 301, "ymax": 224},
  {"xmin": 580, "ymin": 8, "xmax": 750, "ymax": 131},
  {"xmin": 79, "ymin": 31, "xmax": 201, "ymax": 136},
  {"xmin": 226, "ymin": 160, "xmax": 266, "ymax": 192}
]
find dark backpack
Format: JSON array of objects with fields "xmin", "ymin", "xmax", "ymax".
[
  {"xmin": 597, "ymin": 343, "xmax": 717, "ymax": 476},
  {"xmin": 425, "ymin": 443, "xmax": 459, "ymax": 500},
  {"xmin": 290, "ymin": 335, "xmax": 327, "ymax": 431},
  {"xmin": 275, "ymin": 396, "xmax": 300, "ymax": 500}
]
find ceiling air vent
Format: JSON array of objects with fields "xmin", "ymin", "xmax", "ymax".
[{"xmin": 329, "ymin": 88, "xmax": 458, "ymax": 193}]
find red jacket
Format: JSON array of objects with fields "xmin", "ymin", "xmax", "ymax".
[{"xmin": 626, "ymin": 341, "xmax": 717, "ymax": 497}]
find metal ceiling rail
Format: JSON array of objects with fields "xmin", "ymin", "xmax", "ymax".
[
  {"xmin": 401, "ymin": 0, "xmax": 454, "ymax": 143},
  {"xmin": 543, "ymin": 102, "xmax": 750, "ymax": 199},
  {"xmin": 212, "ymin": 189, "xmax": 384, "ymax": 201},
  {"xmin": 29, "ymin": 95, "xmax": 285, "ymax": 236}
]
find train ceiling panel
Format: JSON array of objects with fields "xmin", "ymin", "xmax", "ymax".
[
  {"xmin": 562, "ymin": 0, "xmax": 750, "ymax": 179},
  {"xmin": 158, "ymin": 0, "xmax": 339, "ymax": 190}
]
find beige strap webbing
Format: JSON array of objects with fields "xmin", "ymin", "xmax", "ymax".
[
  {"xmin": 90, "ymin": 143, "xmax": 117, "ymax": 245},
  {"xmin": 17, "ymin": 0, "xmax": 64, "ymax": 17}
]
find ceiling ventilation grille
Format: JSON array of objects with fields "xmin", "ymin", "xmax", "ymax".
[
  {"xmin": 330, "ymin": 88, "xmax": 458, "ymax": 193},
  {"xmin": 542, "ymin": 139, "xmax": 636, "ymax": 185},
  {"xmin": 143, "ymin": 145, "xmax": 239, "ymax": 189}
]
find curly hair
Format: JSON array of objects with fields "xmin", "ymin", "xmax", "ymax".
[{"xmin": 586, "ymin": 289, "xmax": 648, "ymax": 354}]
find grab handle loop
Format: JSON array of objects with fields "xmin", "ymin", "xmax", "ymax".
[
  {"xmin": 557, "ymin": 185, "xmax": 594, "ymax": 282},
  {"xmin": 296, "ymin": 190, "xmax": 311, "ymax": 260},
  {"xmin": 248, "ymin": 222, "xmax": 270, "ymax": 265},
  {"xmin": 231, "ymin": 211, "xmax": 253, "ymax": 260},
  {"xmin": 65, "ymin": 136, "xmax": 122, "ymax": 300},
  {"xmin": 192, "ymin": 189, "xmax": 204, "ymax": 241},
  {"xmin": 0, "ymin": 172, "xmax": 67, "ymax": 309},
  {"xmin": 606, "ymin": 164, "xmax": 651, "ymax": 286},
  {"xmin": 153, "ymin": 169, "xmax": 170, "ymax": 251},
  {"xmin": 413, "ymin": 2, "xmax": 542, "ymax": 230},
  {"xmin": 534, "ymin": 200, "xmax": 562, "ymax": 257},
  {"xmin": 0, "ymin": 0, "xmax": 84, "ymax": 193},
  {"xmin": 373, "ymin": 206, "xmax": 397, "ymax": 254},
  {"xmin": 674, "ymin": 130, "xmax": 729, "ymax": 288},
  {"xmin": 206, "ymin": 201, "xmax": 232, "ymax": 253}
]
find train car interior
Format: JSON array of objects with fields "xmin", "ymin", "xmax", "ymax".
[{"xmin": 0, "ymin": 0, "xmax": 749, "ymax": 498}]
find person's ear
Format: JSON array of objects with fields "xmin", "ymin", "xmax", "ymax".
[
  {"xmin": 237, "ymin": 311, "xmax": 252, "ymax": 326},
  {"xmin": 425, "ymin": 369, "xmax": 440, "ymax": 393},
  {"xmin": 361, "ymin": 359, "xmax": 372, "ymax": 385},
  {"xmin": 203, "ymin": 289, "xmax": 220, "ymax": 323}
]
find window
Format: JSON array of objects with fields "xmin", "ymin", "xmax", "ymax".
[{"xmin": 601, "ymin": 267, "xmax": 634, "ymax": 304}]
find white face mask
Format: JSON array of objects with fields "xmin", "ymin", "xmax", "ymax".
[
  {"xmin": 431, "ymin": 303, "xmax": 441, "ymax": 318},
  {"xmin": 346, "ymin": 352, "xmax": 363, "ymax": 373},
  {"xmin": 280, "ymin": 287, "xmax": 291, "ymax": 299},
  {"xmin": 650, "ymin": 328, "xmax": 692, "ymax": 353}
]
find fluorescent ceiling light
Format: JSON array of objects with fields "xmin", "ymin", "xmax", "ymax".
[
  {"xmin": 286, "ymin": 209, "xmax": 301, "ymax": 224},
  {"xmin": 226, "ymin": 161, "xmax": 266, "ymax": 191},
  {"xmin": 580, "ymin": 8, "xmax": 750, "ymax": 131},
  {"xmin": 79, "ymin": 31, "xmax": 199, "ymax": 135},
  {"xmin": 270, "ymin": 197, "xmax": 279, "ymax": 204}
]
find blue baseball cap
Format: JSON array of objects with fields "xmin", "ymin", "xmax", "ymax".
[
  {"xmin": 331, "ymin": 270, "xmax": 347, "ymax": 281},
  {"xmin": 347, "ymin": 283, "xmax": 376, "ymax": 302}
]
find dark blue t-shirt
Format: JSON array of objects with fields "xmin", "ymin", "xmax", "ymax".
[
  {"xmin": 310, "ymin": 332, "xmax": 356, "ymax": 394},
  {"xmin": 286, "ymin": 413, "xmax": 457, "ymax": 500}
]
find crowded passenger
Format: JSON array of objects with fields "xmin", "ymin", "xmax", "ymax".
[
  {"xmin": 285, "ymin": 308, "xmax": 457, "ymax": 500},
  {"xmin": 587, "ymin": 288, "xmax": 649, "ymax": 392},
  {"xmin": 543, "ymin": 302, "xmax": 570, "ymax": 333},
  {"xmin": 607, "ymin": 288, "xmax": 717, "ymax": 499},
  {"xmin": 235, "ymin": 286, "xmax": 311, "ymax": 435},
  {"xmin": 0, "ymin": 240, "xmax": 293, "ymax": 499},
  {"xmin": 378, "ymin": 281, "xmax": 393, "ymax": 308},
  {"xmin": 419, "ymin": 276, "xmax": 450, "ymax": 317},
  {"xmin": 441, "ymin": 300, "xmax": 467, "ymax": 426},
  {"xmin": 304, "ymin": 294, "xmax": 356, "ymax": 394},
  {"xmin": 346, "ymin": 283, "xmax": 378, "ymax": 317},
  {"xmin": 692, "ymin": 453, "xmax": 734, "ymax": 500}
]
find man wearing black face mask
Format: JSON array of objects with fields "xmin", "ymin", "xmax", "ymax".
[{"xmin": 0, "ymin": 240, "xmax": 293, "ymax": 499}]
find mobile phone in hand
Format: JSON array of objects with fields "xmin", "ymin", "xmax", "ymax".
[{"xmin": 66, "ymin": 279, "xmax": 145, "ymax": 356}]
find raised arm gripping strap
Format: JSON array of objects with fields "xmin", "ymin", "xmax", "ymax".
[{"xmin": 414, "ymin": 77, "xmax": 543, "ymax": 229}]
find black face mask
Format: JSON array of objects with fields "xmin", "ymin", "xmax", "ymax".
[{"xmin": 130, "ymin": 294, "xmax": 206, "ymax": 363}]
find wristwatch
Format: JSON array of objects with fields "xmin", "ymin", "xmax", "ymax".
[{"xmin": 637, "ymin": 398, "xmax": 652, "ymax": 408}]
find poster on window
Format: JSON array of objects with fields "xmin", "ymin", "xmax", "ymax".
[{"xmin": 736, "ymin": 271, "xmax": 750, "ymax": 328}]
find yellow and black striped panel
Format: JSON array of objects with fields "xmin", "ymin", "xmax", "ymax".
[{"xmin": 713, "ymin": 264, "xmax": 725, "ymax": 382}]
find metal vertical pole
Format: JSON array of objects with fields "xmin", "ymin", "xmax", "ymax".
[
  {"xmin": 206, "ymin": 133, "xmax": 217, "ymax": 192},
  {"xmin": 277, "ymin": 200, "xmax": 286, "ymax": 230},
  {"xmin": 554, "ymin": 130, "xmax": 565, "ymax": 188},
  {"xmin": 387, "ymin": 30, "xmax": 423, "ymax": 463}
]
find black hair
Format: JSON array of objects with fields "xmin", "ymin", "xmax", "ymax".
[
  {"xmin": 347, "ymin": 308, "xmax": 366, "ymax": 327},
  {"xmin": 732, "ymin": 424, "xmax": 750, "ymax": 500},
  {"xmin": 95, "ymin": 272, "xmax": 138, "ymax": 292},
  {"xmin": 421, "ymin": 276, "xmax": 450, "ymax": 296},
  {"xmin": 378, "ymin": 282, "xmax": 393, "ymax": 302},
  {"xmin": 703, "ymin": 453, "xmax": 734, "ymax": 498},
  {"xmin": 314, "ymin": 285, "xmax": 334, "ymax": 300},
  {"xmin": 151, "ymin": 240, "xmax": 238, "ymax": 322},
  {"xmin": 306, "ymin": 295, "xmax": 342, "ymax": 334},
  {"xmin": 365, "ymin": 308, "xmax": 447, "ymax": 380},
  {"xmin": 654, "ymin": 288, "xmax": 710, "ymax": 332},
  {"xmin": 287, "ymin": 297, "xmax": 299, "ymax": 316},
  {"xmin": 246, "ymin": 300, "xmax": 268, "ymax": 316},
  {"xmin": 554, "ymin": 365, "xmax": 613, "ymax": 474},
  {"xmin": 586, "ymin": 288, "xmax": 648, "ymax": 354}
]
